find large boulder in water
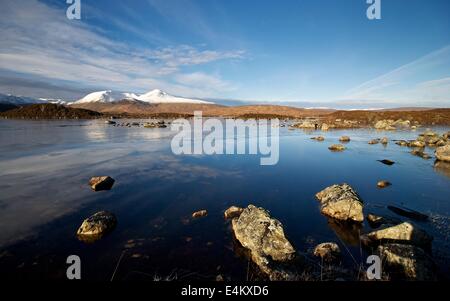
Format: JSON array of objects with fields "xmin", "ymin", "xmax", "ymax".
[
  {"xmin": 377, "ymin": 243, "xmax": 436, "ymax": 281},
  {"xmin": 361, "ymin": 222, "xmax": 432, "ymax": 248},
  {"xmin": 435, "ymin": 145, "xmax": 450, "ymax": 162},
  {"xmin": 89, "ymin": 176, "xmax": 115, "ymax": 191},
  {"xmin": 315, "ymin": 184, "xmax": 364, "ymax": 223},
  {"xmin": 231, "ymin": 205, "xmax": 296, "ymax": 280},
  {"xmin": 76, "ymin": 211, "xmax": 117, "ymax": 242}
]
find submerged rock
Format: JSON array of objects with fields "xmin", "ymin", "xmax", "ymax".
[
  {"xmin": 231, "ymin": 205, "xmax": 296, "ymax": 280},
  {"xmin": 77, "ymin": 211, "xmax": 117, "ymax": 242},
  {"xmin": 327, "ymin": 218, "xmax": 363, "ymax": 246},
  {"xmin": 315, "ymin": 184, "xmax": 364, "ymax": 223},
  {"xmin": 339, "ymin": 136, "xmax": 350, "ymax": 142},
  {"xmin": 361, "ymin": 222, "xmax": 432, "ymax": 247},
  {"xmin": 311, "ymin": 136, "xmax": 325, "ymax": 141},
  {"xmin": 313, "ymin": 242, "xmax": 341, "ymax": 262},
  {"xmin": 368, "ymin": 139, "xmax": 380, "ymax": 145},
  {"xmin": 366, "ymin": 214, "xmax": 400, "ymax": 228},
  {"xmin": 377, "ymin": 180, "xmax": 391, "ymax": 188},
  {"xmin": 387, "ymin": 205, "xmax": 428, "ymax": 221},
  {"xmin": 377, "ymin": 243, "xmax": 436, "ymax": 281},
  {"xmin": 410, "ymin": 149, "xmax": 431, "ymax": 159},
  {"xmin": 224, "ymin": 206, "xmax": 244, "ymax": 220},
  {"xmin": 89, "ymin": 176, "xmax": 115, "ymax": 191},
  {"xmin": 377, "ymin": 159, "xmax": 395, "ymax": 166},
  {"xmin": 192, "ymin": 210, "xmax": 208, "ymax": 218},
  {"xmin": 435, "ymin": 145, "xmax": 450, "ymax": 162},
  {"xmin": 328, "ymin": 144, "xmax": 346, "ymax": 151}
]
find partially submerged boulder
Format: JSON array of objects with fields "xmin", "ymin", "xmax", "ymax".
[
  {"xmin": 224, "ymin": 206, "xmax": 244, "ymax": 220},
  {"xmin": 368, "ymin": 139, "xmax": 380, "ymax": 145},
  {"xmin": 231, "ymin": 205, "xmax": 296, "ymax": 280},
  {"xmin": 89, "ymin": 176, "xmax": 115, "ymax": 191},
  {"xmin": 315, "ymin": 184, "xmax": 364, "ymax": 223},
  {"xmin": 377, "ymin": 180, "xmax": 391, "ymax": 188},
  {"xmin": 361, "ymin": 222, "xmax": 433, "ymax": 248},
  {"xmin": 192, "ymin": 210, "xmax": 208, "ymax": 218},
  {"xmin": 378, "ymin": 243, "xmax": 436, "ymax": 281},
  {"xmin": 77, "ymin": 211, "xmax": 117, "ymax": 242},
  {"xmin": 410, "ymin": 149, "xmax": 431, "ymax": 159},
  {"xmin": 328, "ymin": 144, "xmax": 346, "ymax": 151},
  {"xmin": 311, "ymin": 136, "xmax": 325, "ymax": 141},
  {"xmin": 435, "ymin": 145, "xmax": 450, "ymax": 162},
  {"xmin": 313, "ymin": 242, "xmax": 341, "ymax": 262},
  {"xmin": 381, "ymin": 137, "xmax": 388, "ymax": 145},
  {"xmin": 339, "ymin": 136, "xmax": 350, "ymax": 142}
]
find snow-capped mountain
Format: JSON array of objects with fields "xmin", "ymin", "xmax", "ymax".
[
  {"xmin": 135, "ymin": 89, "xmax": 212, "ymax": 104},
  {"xmin": 72, "ymin": 89, "xmax": 213, "ymax": 104},
  {"xmin": 73, "ymin": 90, "xmax": 131, "ymax": 104}
]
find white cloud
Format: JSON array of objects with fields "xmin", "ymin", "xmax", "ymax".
[
  {"xmin": 0, "ymin": 0, "xmax": 244, "ymax": 99},
  {"xmin": 342, "ymin": 45, "xmax": 450, "ymax": 106}
]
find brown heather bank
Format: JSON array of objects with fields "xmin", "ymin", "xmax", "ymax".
[
  {"xmin": 322, "ymin": 109, "xmax": 450, "ymax": 127},
  {"xmin": 0, "ymin": 103, "xmax": 103, "ymax": 119},
  {"xmin": 2, "ymin": 102, "xmax": 449, "ymax": 127}
]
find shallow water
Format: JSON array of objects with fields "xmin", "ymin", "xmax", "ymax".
[{"xmin": 0, "ymin": 119, "xmax": 449, "ymax": 280}]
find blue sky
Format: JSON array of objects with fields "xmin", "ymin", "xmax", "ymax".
[{"xmin": 0, "ymin": 0, "xmax": 449, "ymax": 108}]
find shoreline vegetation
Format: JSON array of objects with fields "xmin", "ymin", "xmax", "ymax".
[{"xmin": 0, "ymin": 103, "xmax": 449, "ymax": 129}]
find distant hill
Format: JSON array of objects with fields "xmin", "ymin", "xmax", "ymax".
[
  {"xmin": 0, "ymin": 103, "xmax": 103, "ymax": 119},
  {"xmin": 71, "ymin": 100, "xmax": 335, "ymax": 118}
]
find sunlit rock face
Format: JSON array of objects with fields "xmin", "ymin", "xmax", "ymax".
[
  {"xmin": 231, "ymin": 205, "xmax": 296, "ymax": 280},
  {"xmin": 315, "ymin": 184, "xmax": 364, "ymax": 223}
]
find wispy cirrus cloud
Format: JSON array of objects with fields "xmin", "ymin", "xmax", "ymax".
[
  {"xmin": 0, "ymin": 0, "xmax": 244, "ymax": 100},
  {"xmin": 342, "ymin": 45, "xmax": 450, "ymax": 106}
]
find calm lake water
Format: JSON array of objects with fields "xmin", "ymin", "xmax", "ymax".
[{"xmin": 0, "ymin": 119, "xmax": 449, "ymax": 280}]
